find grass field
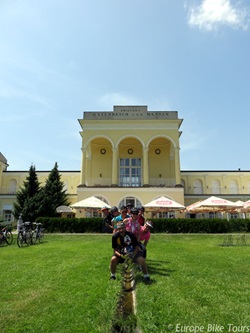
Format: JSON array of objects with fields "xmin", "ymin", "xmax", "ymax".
[{"xmin": 1, "ymin": 234, "xmax": 249, "ymax": 333}]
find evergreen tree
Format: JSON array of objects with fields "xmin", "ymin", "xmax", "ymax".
[
  {"xmin": 40, "ymin": 162, "xmax": 70, "ymax": 217},
  {"xmin": 13, "ymin": 165, "xmax": 41, "ymax": 221}
]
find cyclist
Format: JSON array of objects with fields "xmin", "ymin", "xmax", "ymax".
[
  {"xmin": 139, "ymin": 221, "xmax": 153, "ymax": 258},
  {"xmin": 101, "ymin": 207, "xmax": 113, "ymax": 233},
  {"xmin": 110, "ymin": 222, "xmax": 151, "ymax": 283},
  {"xmin": 123, "ymin": 207, "xmax": 141, "ymax": 241}
]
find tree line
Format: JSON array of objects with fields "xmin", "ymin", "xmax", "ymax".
[{"xmin": 14, "ymin": 162, "xmax": 70, "ymax": 222}]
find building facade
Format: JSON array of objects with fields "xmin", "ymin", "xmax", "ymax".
[{"xmin": 1, "ymin": 106, "xmax": 250, "ymax": 222}]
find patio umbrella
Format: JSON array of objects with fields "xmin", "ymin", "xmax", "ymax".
[
  {"xmin": 186, "ymin": 196, "xmax": 242, "ymax": 214},
  {"xmin": 226, "ymin": 200, "xmax": 245, "ymax": 214},
  {"xmin": 56, "ymin": 205, "xmax": 73, "ymax": 213},
  {"xmin": 70, "ymin": 196, "xmax": 111, "ymax": 209},
  {"xmin": 144, "ymin": 196, "xmax": 185, "ymax": 212},
  {"xmin": 239, "ymin": 199, "xmax": 250, "ymax": 213}
]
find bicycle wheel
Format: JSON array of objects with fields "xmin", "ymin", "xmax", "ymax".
[
  {"xmin": 5, "ymin": 231, "xmax": 13, "ymax": 245},
  {"xmin": 17, "ymin": 232, "xmax": 24, "ymax": 248},
  {"xmin": 25, "ymin": 231, "xmax": 32, "ymax": 245},
  {"xmin": 31, "ymin": 231, "xmax": 37, "ymax": 245},
  {"xmin": 0, "ymin": 234, "xmax": 4, "ymax": 247},
  {"xmin": 38, "ymin": 230, "xmax": 44, "ymax": 243}
]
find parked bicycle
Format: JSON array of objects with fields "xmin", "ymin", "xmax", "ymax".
[
  {"xmin": 17, "ymin": 222, "xmax": 33, "ymax": 248},
  {"xmin": 31, "ymin": 222, "xmax": 44, "ymax": 244},
  {"xmin": 0, "ymin": 224, "xmax": 14, "ymax": 246}
]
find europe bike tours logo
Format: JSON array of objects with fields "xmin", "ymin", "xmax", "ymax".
[{"xmin": 168, "ymin": 323, "xmax": 250, "ymax": 332}]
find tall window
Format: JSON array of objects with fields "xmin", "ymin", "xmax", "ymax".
[
  {"xmin": 119, "ymin": 158, "xmax": 142, "ymax": 187},
  {"xmin": 119, "ymin": 197, "xmax": 142, "ymax": 209},
  {"xmin": 229, "ymin": 180, "xmax": 238, "ymax": 194},
  {"xmin": 9, "ymin": 179, "xmax": 17, "ymax": 194},
  {"xmin": 212, "ymin": 180, "xmax": 221, "ymax": 194},
  {"xmin": 194, "ymin": 179, "xmax": 203, "ymax": 194},
  {"xmin": 4, "ymin": 210, "xmax": 12, "ymax": 222}
]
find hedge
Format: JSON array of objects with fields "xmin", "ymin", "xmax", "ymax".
[
  {"xmin": 35, "ymin": 217, "xmax": 250, "ymax": 234},
  {"xmin": 151, "ymin": 218, "xmax": 250, "ymax": 233}
]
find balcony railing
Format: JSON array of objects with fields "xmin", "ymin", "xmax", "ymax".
[{"xmin": 89, "ymin": 177, "xmax": 176, "ymax": 187}]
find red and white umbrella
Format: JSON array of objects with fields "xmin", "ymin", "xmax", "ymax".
[
  {"xmin": 227, "ymin": 200, "xmax": 245, "ymax": 213},
  {"xmin": 240, "ymin": 199, "xmax": 250, "ymax": 213},
  {"xmin": 186, "ymin": 196, "xmax": 242, "ymax": 213},
  {"xmin": 144, "ymin": 196, "xmax": 185, "ymax": 212}
]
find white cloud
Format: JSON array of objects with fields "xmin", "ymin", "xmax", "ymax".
[{"xmin": 187, "ymin": 0, "xmax": 249, "ymax": 31}]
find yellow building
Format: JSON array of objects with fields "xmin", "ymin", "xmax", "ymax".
[{"xmin": 1, "ymin": 105, "xmax": 250, "ymax": 222}]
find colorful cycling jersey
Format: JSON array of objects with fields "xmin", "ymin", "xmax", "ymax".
[
  {"xmin": 139, "ymin": 226, "xmax": 151, "ymax": 241},
  {"xmin": 113, "ymin": 214, "xmax": 130, "ymax": 229},
  {"xmin": 125, "ymin": 217, "xmax": 140, "ymax": 239},
  {"xmin": 112, "ymin": 230, "xmax": 138, "ymax": 254}
]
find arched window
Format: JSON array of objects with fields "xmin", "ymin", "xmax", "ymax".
[
  {"xmin": 9, "ymin": 179, "xmax": 17, "ymax": 194},
  {"xmin": 229, "ymin": 180, "xmax": 238, "ymax": 194},
  {"xmin": 211, "ymin": 180, "xmax": 221, "ymax": 194},
  {"xmin": 119, "ymin": 197, "xmax": 142, "ymax": 209},
  {"xmin": 193, "ymin": 180, "xmax": 203, "ymax": 194},
  {"xmin": 63, "ymin": 181, "xmax": 68, "ymax": 193}
]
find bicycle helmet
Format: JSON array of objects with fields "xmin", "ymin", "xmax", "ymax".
[
  {"xmin": 131, "ymin": 207, "xmax": 139, "ymax": 215},
  {"xmin": 145, "ymin": 221, "xmax": 154, "ymax": 229},
  {"xmin": 117, "ymin": 222, "xmax": 126, "ymax": 229},
  {"xmin": 110, "ymin": 206, "xmax": 118, "ymax": 214}
]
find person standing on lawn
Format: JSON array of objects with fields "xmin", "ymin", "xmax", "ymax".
[
  {"xmin": 110, "ymin": 206, "xmax": 121, "ymax": 233},
  {"xmin": 113, "ymin": 205, "xmax": 130, "ymax": 224},
  {"xmin": 139, "ymin": 221, "xmax": 154, "ymax": 258},
  {"xmin": 110, "ymin": 222, "xmax": 151, "ymax": 283},
  {"xmin": 101, "ymin": 207, "xmax": 113, "ymax": 233},
  {"xmin": 123, "ymin": 207, "xmax": 141, "ymax": 242},
  {"xmin": 126, "ymin": 203, "xmax": 133, "ymax": 216},
  {"xmin": 138, "ymin": 206, "xmax": 145, "ymax": 226}
]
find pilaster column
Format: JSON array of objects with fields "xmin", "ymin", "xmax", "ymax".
[
  {"xmin": 239, "ymin": 174, "xmax": 243, "ymax": 195},
  {"xmin": 175, "ymin": 147, "xmax": 181, "ymax": 184},
  {"xmin": 222, "ymin": 174, "xmax": 226, "ymax": 194},
  {"xmin": 80, "ymin": 148, "xmax": 86, "ymax": 185},
  {"xmin": 111, "ymin": 148, "xmax": 118, "ymax": 186},
  {"xmin": 204, "ymin": 174, "xmax": 209, "ymax": 194},
  {"xmin": 86, "ymin": 153, "xmax": 92, "ymax": 186},
  {"xmin": 143, "ymin": 148, "xmax": 149, "ymax": 186}
]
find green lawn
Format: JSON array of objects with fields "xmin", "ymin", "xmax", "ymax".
[
  {"xmin": 1, "ymin": 234, "xmax": 249, "ymax": 333},
  {"xmin": 136, "ymin": 234, "xmax": 250, "ymax": 332}
]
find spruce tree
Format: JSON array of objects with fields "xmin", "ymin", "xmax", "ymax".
[
  {"xmin": 14, "ymin": 165, "xmax": 41, "ymax": 221},
  {"xmin": 40, "ymin": 162, "xmax": 70, "ymax": 217}
]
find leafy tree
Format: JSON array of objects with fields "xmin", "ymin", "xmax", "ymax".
[
  {"xmin": 14, "ymin": 165, "xmax": 42, "ymax": 221},
  {"xmin": 40, "ymin": 162, "xmax": 70, "ymax": 217}
]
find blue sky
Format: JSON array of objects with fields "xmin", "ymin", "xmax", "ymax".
[{"xmin": 1, "ymin": 0, "xmax": 250, "ymax": 171}]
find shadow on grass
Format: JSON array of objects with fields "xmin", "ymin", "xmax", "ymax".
[
  {"xmin": 146, "ymin": 259, "xmax": 175, "ymax": 277},
  {"xmin": 133, "ymin": 259, "xmax": 174, "ymax": 286}
]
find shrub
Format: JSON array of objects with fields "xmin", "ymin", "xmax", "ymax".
[
  {"xmin": 151, "ymin": 218, "xmax": 250, "ymax": 234},
  {"xmin": 35, "ymin": 217, "xmax": 103, "ymax": 233},
  {"xmin": 35, "ymin": 217, "xmax": 250, "ymax": 234}
]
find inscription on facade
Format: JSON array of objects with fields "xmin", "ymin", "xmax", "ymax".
[{"xmin": 84, "ymin": 105, "xmax": 178, "ymax": 120}]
